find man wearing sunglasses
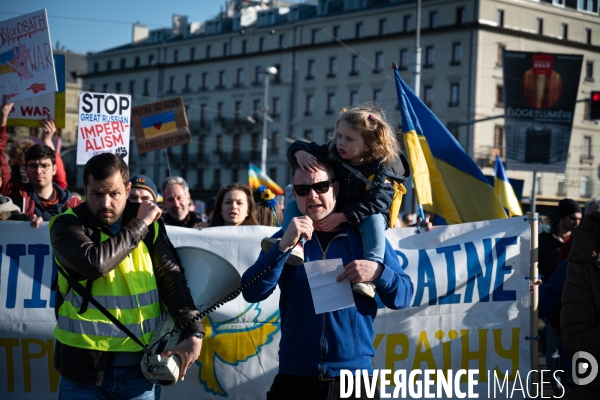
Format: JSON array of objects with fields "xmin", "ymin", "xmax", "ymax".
[
  {"xmin": 1, "ymin": 96, "xmax": 81, "ymax": 225},
  {"xmin": 242, "ymin": 156, "xmax": 413, "ymax": 400}
]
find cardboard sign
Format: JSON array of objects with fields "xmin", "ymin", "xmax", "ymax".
[
  {"xmin": 0, "ymin": 9, "xmax": 58, "ymax": 103},
  {"xmin": 7, "ymin": 53, "xmax": 66, "ymax": 128},
  {"xmin": 76, "ymin": 91, "xmax": 131, "ymax": 165},
  {"xmin": 131, "ymin": 97, "xmax": 190, "ymax": 154}
]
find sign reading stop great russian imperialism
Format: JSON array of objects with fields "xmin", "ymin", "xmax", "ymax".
[
  {"xmin": 76, "ymin": 91, "xmax": 131, "ymax": 165},
  {"xmin": 131, "ymin": 97, "xmax": 191, "ymax": 154}
]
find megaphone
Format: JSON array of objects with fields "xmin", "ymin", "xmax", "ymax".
[{"xmin": 142, "ymin": 246, "xmax": 242, "ymax": 386}]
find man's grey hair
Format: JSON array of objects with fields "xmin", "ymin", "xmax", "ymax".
[
  {"xmin": 289, "ymin": 154, "xmax": 336, "ymax": 183},
  {"xmin": 161, "ymin": 176, "xmax": 189, "ymax": 195},
  {"xmin": 584, "ymin": 197, "xmax": 600, "ymax": 216}
]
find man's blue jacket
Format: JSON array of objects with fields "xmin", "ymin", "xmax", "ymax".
[{"xmin": 242, "ymin": 227, "xmax": 414, "ymax": 379}]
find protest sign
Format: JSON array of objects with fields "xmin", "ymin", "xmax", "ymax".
[
  {"xmin": 0, "ymin": 9, "xmax": 58, "ymax": 103},
  {"xmin": 503, "ymin": 51, "xmax": 582, "ymax": 173},
  {"xmin": 7, "ymin": 54, "xmax": 66, "ymax": 129},
  {"xmin": 0, "ymin": 219, "xmax": 531, "ymax": 399},
  {"xmin": 76, "ymin": 91, "xmax": 131, "ymax": 164},
  {"xmin": 131, "ymin": 97, "xmax": 190, "ymax": 154}
]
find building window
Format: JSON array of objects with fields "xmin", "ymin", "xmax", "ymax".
[
  {"xmin": 143, "ymin": 79, "xmax": 149, "ymax": 96},
  {"xmin": 236, "ymin": 68, "xmax": 244, "ymax": 87},
  {"xmin": 449, "ymin": 83, "xmax": 459, "ymax": 107},
  {"xmin": 173, "ymin": 50, "xmax": 178, "ymax": 63},
  {"xmin": 561, "ymin": 23, "xmax": 568, "ymax": 40},
  {"xmin": 259, "ymin": 37, "xmax": 265, "ymax": 52},
  {"xmin": 583, "ymin": 135, "xmax": 593, "ymax": 160},
  {"xmin": 206, "ymin": 44, "xmax": 211, "ymax": 58},
  {"xmin": 115, "ymin": 82, "xmax": 121, "ymax": 93},
  {"xmin": 279, "ymin": 34, "xmax": 286, "ymax": 48},
  {"xmin": 272, "ymin": 97, "xmax": 281, "ymax": 118},
  {"xmin": 430, "ymin": 11, "xmax": 438, "ymax": 29},
  {"xmin": 218, "ymin": 70, "xmax": 226, "ymax": 89},
  {"xmin": 327, "ymin": 93, "xmax": 336, "ymax": 114},
  {"xmin": 328, "ymin": 57, "xmax": 337, "ymax": 77},
  {"xmin": 557, "ymin": 174, "xmax": 566, "ymax": 196},
  {"xmin": 585, "ymin": 28, "xmax": 592, "ymax": 45},
  {"xmin": 255, "ymin": 66, "xmax": 262, "ymax": 85},
  {"xmin": 355, "ymin": 22, "xmax": 363, "ymax": 38},
  {"xmin": 106, "ymin": 60, "xmax": 112, "ymax": 71},
  {"xmin": 303, "ymin": 129, "xmax": 313, "ymax": 141},
  {"xmin": 201, "ymin": 72, "xmax": 208, "ymax": 90},
  {"xmin": 93, "ymin": 62, "xmax": 99, "ymax": 72},
  {"xmin": 129, "ymin": 81, "xmax": 135, "ymax": 95},
  {"xmin": 89, "ymin": 85, "xmax": 95, "ymax": 92},
  {"xmin": 269, "ymin": 168, "xmax": 277, "ymax": 183},
  {"xmin": 216, "ymin": 134, "xmax": 222, "ymax": 151},
  {"xmin": 213, "ymin": 169, "xmax": 221, "ymax": 189},
  {"xmin": 497, "ymin": 44, "xmax": 505, "ymax": 67},
  {"xmin": 553, "ymin": 0, "xmax": 565, "ymax": 5},
  {"xmin": 536, "ymin": 18, "xmax": 544, "ymax": 35},
  {"xmin": 373, "ymin": 89, "xmax": 383, "ymax": 105},
  {"xmin": 190, "ymin": 48, "xmax": 195, "ymax": 61},
  {"xmin": 424, "ymin": 85, "xmax": 433, "ymax": 108},
  {"xmin": 424, "ymin": 46, "xmax": 435, "ymax": 68},
  {"xmin": 184, "ymin": 74, "xmax": 191, "ymax": 92},
  {"xmin": 148, "ymin": 54, "xmax": 155, "ymax": 65},
  {"xmin": 379, "ymin": 19, "xmax": 387, "ymax": 35},
  {"xmin": 350, "ymin": 91, "xmax": 359, "ymax": 106},
  {"xmin": 374, "ymin": 52, "xmax": 384, "ymax": 72},
  {"xmin": 231, "ymin": 168, "xmax": 239, "ymax": 182},
  {"xmin": 579, "ymin": 0, "xmax": 596, "ymax": 12},
  {"xmin": 399, "ymin": 49, "xmax": 409, "ymax": 70},
  {"xmin": 496, "ymin": 9, "xmax": 504, "ymax": 27},
  {"xmin": 242, "ymin": 40, "xmax": 247, "ymax": 54},
  {"xmin": 102, "ymin": 83, "xmax": 108, "ymax": 93},
  {"xmin": 496, "ymin": 84, "xmax": 504, "ymax": 107},
  {"xmin": 581, "ymin": 176, "xmax": 591, "ymax": 197},
  {"xmin": 271, "ymin": 131, "xmax": 279, "ymax": 153},
  {"xmin": 494, "ymin": 125, "xmax": 504, "ymax": 157},
  {"xmin": 351, "ymin": 55, "xmax": 360, "ymax": 75},
  {"xmin": 333, "ymin": 26, "xmax": 340, "ymax": 39},
  {"xmin": 217, "ymin": 102, "xmax": 223, "ymax": 120},
  {"xmin": 312, "ymin": 29, "xmax": 319, "ymax": 44},
  {"xmin": 223, "ymin": 42, "xmax": 229, "ymax": 56},
  {"xmin": 200, "ymin": 104, "xmax": 206, "ymax": 127},
  {"xmin": 307, "ymin": 60, "xmax": 315, "ymax": 79},
  {"xmin": 404, "ymin": 15, "xmax": 413, "ymax": 32},
  {"xmin": 586, "ymin": 61, "xmax": 594, "ymax": 81},
  {"xmin": 120, "ymin": 58, "xmax": 126, "ymax": 69},
  {"xmin": 451, "ymin": 43, "xmax": 462, "ymax": 65},
  {"xmin": 168, "ymin": 77, "xmax": 175, "ymax": 93},
  {"xmin": 456, "ymin": 7, "xmax": 466, "ymax": 25},
  {"xmin": 305, "ymin": 94, "xmax": 314, "ymax": 116}
]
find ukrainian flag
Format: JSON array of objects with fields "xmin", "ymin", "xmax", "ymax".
[
  {"xmin": 494, "ymin": 155, "xmax": 523, "ymax": 217},
  {"xmin": 393, "ymin": 67, "xmax": 507, "ymax": 224},
  {"xmin": 142, "ymin": 110, "xmax": 178, "ymax": 138},
  {"xmin": 248, "ymin": 163, "xmax": 284, "ymax": 195}
]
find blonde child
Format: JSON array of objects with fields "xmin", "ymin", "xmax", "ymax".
[{"xmin": 262, "ymin": 102, "xmax": 409, "ymax": 298}]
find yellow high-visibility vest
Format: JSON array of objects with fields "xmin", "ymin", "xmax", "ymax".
[{"xmin": 50, "ymin": 208, "xmax": 164, "ymax": 352}]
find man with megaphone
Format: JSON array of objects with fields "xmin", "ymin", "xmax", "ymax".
[
  {"xmin": 242, "ymin": 154, "xmax": 413, "ymax": 400},
  {"xmin": 49, "ymin": 153, "xmax": 204, "ymax": 399}
]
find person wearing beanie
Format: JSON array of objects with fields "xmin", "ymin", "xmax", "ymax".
[{"xmin": 128, "ymin": 174, "xmax": 158, "ymax": 203}]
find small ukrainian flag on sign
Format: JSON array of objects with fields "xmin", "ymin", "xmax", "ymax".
[{"xmin": 142, "ymin": 110, "xmax": 177, "ymax": 138}]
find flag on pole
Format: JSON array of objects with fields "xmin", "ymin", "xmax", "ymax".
[
  {"xmin": 393, "ymin": 66, "xmax": 507, "ymax": 224},
  {"xmin": 248, "ymin": 163, "xmax": 284, "ymax": 195},
  {"xmin": 494, "ymin": 155, "xmax": 523, "ymax": 217}
]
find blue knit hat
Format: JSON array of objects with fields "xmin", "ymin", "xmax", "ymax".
[{"xmin": 129, "ymin": 175, "xmax": 158, "ymax": 201}]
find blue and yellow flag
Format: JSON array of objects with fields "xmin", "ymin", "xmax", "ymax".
[
  {"xmin": 494, "ymin": 155, "xmax": 523, "ymax": 217},
  {"xmin": 248, "ymin": 163, "xmax": 284, "ymax": 195},
  {"xmin": 141, "ymin": 110, "xmax": 177, "ymax": 138},
  {"xmin": 393, "ymin": 67, "xmax": 507, "ymax": 224}
]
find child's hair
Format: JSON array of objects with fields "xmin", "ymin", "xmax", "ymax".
[{"xmin": 329, "ymin": 102, "xmax": 400, "ymax": 164}]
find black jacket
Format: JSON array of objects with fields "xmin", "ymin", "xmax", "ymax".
[
  {"xmin": 50, "ymin": 201, "xmax": 204, "ymax": 386},
  {"xmin": 288, "ymin": 140, "xmax": 410, "ymax": 227}
]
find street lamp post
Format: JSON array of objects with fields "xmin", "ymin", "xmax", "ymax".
[{"xmin": 261, "ymin": 66, "xmax": 278, "ymax": 173}]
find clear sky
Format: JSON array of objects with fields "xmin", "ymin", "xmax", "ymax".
[{"xmin": 0, "ymin": 1, "xmax": 233, "ymax": 54}]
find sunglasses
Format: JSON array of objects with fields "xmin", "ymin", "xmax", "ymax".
[{"xmin": 293, "ymin": 180, "xmax": 336, "ymax": 197}]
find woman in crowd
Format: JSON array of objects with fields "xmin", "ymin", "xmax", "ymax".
[
  {"xmin": 209, "ymin": 183, "xmax": 259, "ymax": 227},
  {"xmin": 254, "ymin": 185, "xmax": 283, "ymax": 227}
]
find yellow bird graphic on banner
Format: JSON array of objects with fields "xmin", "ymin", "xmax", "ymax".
[{"xmin": 195, "ymin": 305, "xmax": 280, "ymax": 396}]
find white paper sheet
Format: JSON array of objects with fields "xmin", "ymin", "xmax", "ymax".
[{"xmin": 304, "ymin": 258, "xmax": 355, "ymax": 314}]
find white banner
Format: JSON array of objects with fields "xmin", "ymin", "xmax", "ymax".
[
  {"xmin": 0, "ymin": 218, "xmax": 531, "ymax": 399},
  {"xmin": 76, "ymin": 91, "xmax": 131, "ymax": 165}
]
